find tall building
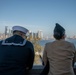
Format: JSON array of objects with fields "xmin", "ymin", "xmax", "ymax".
[
  {"xmin": 8, "ymin": 29, "xmax": 13, "ymax": 37},
  {"xmin": 5, "ymin": 26, "xmax": 8, "ymax": 36},
  {"xmin": 38, "ymin": 30, "xmax": 43, "ymax": 39},
  {"xmin": 33, "ymin": 32, "xmax": 37, "ymax": 39},
  {"xmin": 29, "ymin": 31, "xmax": 33, "ymax": 39},
  {"xmin": 5, "ymin": 26, "xmax": 8, "ymax": 38}
]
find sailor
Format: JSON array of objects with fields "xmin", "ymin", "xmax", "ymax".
[
  {"xmin": 0, "ymin": 26, "xmax": 35, "ymax": 75},
  {"xmin": 43, "ymin": 23, "xmax": 76, "ymax": 75}
]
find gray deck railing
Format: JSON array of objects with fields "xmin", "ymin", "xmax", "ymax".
[
  {"xmin": 27, "ymin": 65, "xmax": 76, "ymax": 75},
  {"xmin": 28, "ymin": 65, "xmax": 44, "ymax": 75}
]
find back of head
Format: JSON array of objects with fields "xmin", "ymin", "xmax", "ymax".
[{"xmin": 53, "ymin": 23, "xmax": 65, "ymax": 40}]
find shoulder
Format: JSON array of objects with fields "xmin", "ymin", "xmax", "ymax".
[
  {"xmin": 63, "ymin": 40, "xmax": 75, "ymax": 46},
  {"xmin": 44, "ymin": 41, "xmax": 53, "ymax": 48},
  {"xmin": 45, "ymin": 40, "xmax": 75, "ymax": 48},
  {"xmin": 45, "ymin": 42, "xmax": 51, "ymax": 46},
  {"xmin": 0, "ymin": 40, "xmax": 3, "ymax": 44},
  {"xmin": 26, "ymin": 41, "xmax": 33, "ymax": 47},
  {"xmin": 45, "ymin": 40, "xmax": 55, "ymax": 46},
  {"xmin": 26, "ymin": 41, "xmax": 33, "ymax": 45},
  {"xmin": 62, "ymin": 40, "xmax": 76, "ymax": 51},
  {"xmin": 26, "ymin": 41, "xmax": 34, "ymax": 52}
]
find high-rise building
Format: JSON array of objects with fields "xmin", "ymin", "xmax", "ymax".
[
  {"xmin": 5, "ymin": 26, "xmax": 8, "ymax": 36},
  {"xmin": 37, "ymin": 30, "xmax": 43, "ymax": 39},
  {"xmin": 33, "ymin": 32, "xmax": 38, "ymax": 39},
  {"xmin": 29, "ymin": 31, "xmax": 33, "ymax": 39}
]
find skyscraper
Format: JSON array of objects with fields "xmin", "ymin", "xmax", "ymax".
[
  {"xmin": 5, "ymin": 26, "xmax": 8, "ymax": 38},
  {"xmin": 38, "ymin": 30, "xmax": 43, "ymax": 39}
]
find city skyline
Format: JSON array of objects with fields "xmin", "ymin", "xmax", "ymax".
[
  {"xmin": 0, "ymin": 0, "xmax": 76, "ymax": 38},
  {"xmin": 1, "ymin": 26, "xmax": 76, "ymax": 40}
]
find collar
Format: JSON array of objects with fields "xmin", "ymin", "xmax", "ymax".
[{"xmin": 2, "ymin": 39, "xmax": 26, "ymax": 46}]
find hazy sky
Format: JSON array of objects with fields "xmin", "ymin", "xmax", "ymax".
[{"xmin": 0, "ymin": 0, "xmax": 76, "ymax": 37}]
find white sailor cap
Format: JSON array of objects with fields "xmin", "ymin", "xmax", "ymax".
[{"xmin": 12, "ymin": 26, "xmax": 29, "ymax": 34}]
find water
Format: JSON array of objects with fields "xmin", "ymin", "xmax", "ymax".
[
  {"xmin": 39, "ymin": 39, "xmax": 54, "ymax": 47},
  {"xmin": 39, "ymin": 39, "xmax": 76, "ymax": 47}
]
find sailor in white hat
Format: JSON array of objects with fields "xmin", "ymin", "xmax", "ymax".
[
  {"xmin": 12, "ymin": 26, "xmax": 29, "ymax": 39},
  {"xmin": 12, "ymin": 26, "xmax": 29, "ymax": 34},
  {"xmin": 0, "ymin": 25, "xmax": 35, "ymax": 75},
  {"xmin": 2, "ymin": 26, "xmax": 29, "ymax": 46}
]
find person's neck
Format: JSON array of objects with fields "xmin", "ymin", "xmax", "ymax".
[
  {"xmin": 56, "ymin": 38, "xmax": 65, "ymax": 41},
  {"xmin": 14, "ymin": 33, "xmax": 22, "ymax": 37}
]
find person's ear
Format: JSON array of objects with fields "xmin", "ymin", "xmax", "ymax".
[{"xmin": 62, "ymin": 34, "xmax": 66, "ymax": 39}]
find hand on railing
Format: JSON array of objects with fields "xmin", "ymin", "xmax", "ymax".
[{"xmin": 39, "ymin": 54, "xmax": 44, "ymax": 65}]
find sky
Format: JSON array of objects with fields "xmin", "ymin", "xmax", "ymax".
[{"xmin": 0, "ymin": 0, "xmax": 76, "ymax": 38}]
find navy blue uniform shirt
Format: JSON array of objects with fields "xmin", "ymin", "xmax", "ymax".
[{"xmin": 0, "ymin": 35, "xmax": 34, "ymax": 75}]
